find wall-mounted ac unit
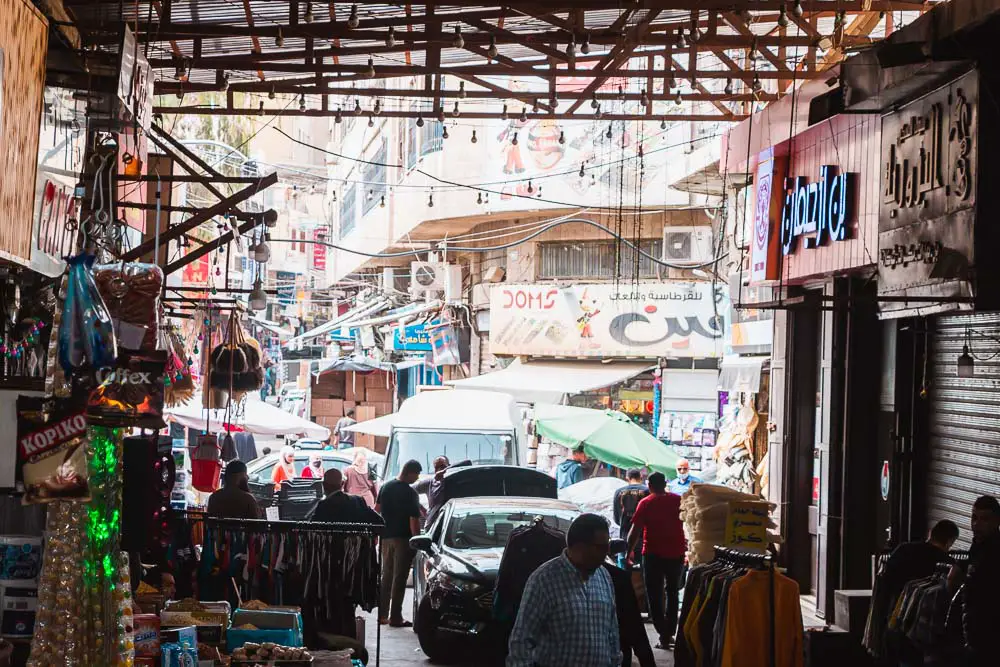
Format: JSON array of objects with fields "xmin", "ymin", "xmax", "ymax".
[
  {"xmin": 662, "ymin": 226, "xmax": 714, "ymax": 265},
  {"xmin": 411, "ymin": 261, "xmax": 461, "ymax": 291}
]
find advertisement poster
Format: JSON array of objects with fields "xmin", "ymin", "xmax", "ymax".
[{"xmin": 490, "ymin": 282, "xmax": 728, "ymax": 358}]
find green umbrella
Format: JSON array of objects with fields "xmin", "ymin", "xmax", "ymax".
[{"xmin": 534, "ymin": 405, "xmax": 679, "ymax": 478}]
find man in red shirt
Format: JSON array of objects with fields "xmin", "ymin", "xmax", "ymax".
[{"xmin": 627, "ymin": 471, "xmax": 686, "ymax": 650}]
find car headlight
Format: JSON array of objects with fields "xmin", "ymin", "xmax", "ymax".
[{"xmin": 432, "ymin": 570, "xmax": 481, "ymax": 595}]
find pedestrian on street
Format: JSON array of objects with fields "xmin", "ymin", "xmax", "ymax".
[
  {"xmin": 413, "ymin": 455, "xmax": 472, "ymax": 526},
  {"xmin": 555, "ymin": 445, "xmax": 587, "ymax": 490},
  {"xmin": 343, "ymin": 449, "xmax": 378, "ymax": 508},
  {"xmin": 667, "ymin": 458, "xmax": 702, "ymax": 496},
  {"xmin": 376, "ymin": 459, "xmax": 423, "ymax": 628},
  {"xmin": 270, "ymin": 445, "xmax": 297, "ymax": 491},
  {"xmin": 961, "ymin": 495, "xmax": 1000, "ymax": 666},
  {"xmin": 207, "ymin": 461, "xmax": 262, "ymax": 519},
  {"xmin": 613, "ymin": 468, "xmax": 648, "ymax": 567},
  {"xmin": 627, "ymin": 471, "xmax": 685, "ymax": 650},
  {"xmin": 507, "ymin": 513, "xmax": 621, "ymax": 667},
  {"xmin": 308, "ymin": 468, "xmax": 384, "ymax": 525},
  {"xmin": 333, "ymin": 408, "xmax": 357, "ymax": 449},
  {"xmin": 300, "ymin": 452, "xmax": 325, "ymax": 479}
]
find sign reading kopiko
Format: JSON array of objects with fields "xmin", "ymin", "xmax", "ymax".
[
  {"xmin": 489, "ymin": 282, "xmax": 728, "ymax": 358},
  {"xmin": 780, "ymin": 165, "xmax": 855, "ymax": 255}
]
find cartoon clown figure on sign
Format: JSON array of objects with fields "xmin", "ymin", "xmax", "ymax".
[{"xmin": 576, "ymin": 289, "xmax": 601, "ymax": 340}]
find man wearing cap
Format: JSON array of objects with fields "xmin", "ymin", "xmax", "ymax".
[
  {"xmin": 667, "ymin": 458, "xmax": 701, "ymax": 496},
  {"xmin": 207, "ymin": 460, "xmax": 262, "ymax": 519}
]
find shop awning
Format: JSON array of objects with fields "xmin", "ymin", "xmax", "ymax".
[
  {"xmin": 313, "ymin": 356, "xmax": 395, "ymax": 375},
  {"xmin": 446, "ymin": 359, "xmax": 652, "ymax": 404},
  {"xmin": 718, "ymin": 356, "xmax": 767, "ymax": 393},
  {"xmin": 283, "ymin": 297, "xmax": 391, "ymax": 347},
  {"xmin": 165, "ymin": 394, "xmax": 330, "ymax": 440},
  {"xmin": 343, "ymin": 414, "xmax": 395, "ymax": 438}
]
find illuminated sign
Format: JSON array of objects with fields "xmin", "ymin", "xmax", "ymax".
[{"xmin": 780, "ymin": 165, "xmax": 855, "ymax": 255}]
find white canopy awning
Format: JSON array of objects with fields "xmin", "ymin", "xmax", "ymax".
[
  {"xmin": 718, "ymin": 355, "xmax": 767, "ymax": 393},
  {"xmin": 165, "ymin": 394, "xmax": 330, "ymax": 440},
  {"xmin": 343, "ymin": 413, "xmax": 396, "ymax": 438},
  {"xmin": 283, "ymin": 297, "xmax": 390, "ymax": 347},
  {"xmin": 446, "ymin": 359, "xmax": 652, "ymax": 404},
  {"xmin": 250, "ymin": 316, "xmax": 293, "ymax": 339}
]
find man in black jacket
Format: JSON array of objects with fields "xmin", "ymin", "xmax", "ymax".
[
  {"xmin": 308, "ymin": 468, "xmax": 384, "ymax": 525},
  {"xmin": 602, "ymin": 561, "xmax": 656, "ymax": 667},
  {"xmin": 963, "ymin": 495, "xmax": 1000, "ymax": 666}
]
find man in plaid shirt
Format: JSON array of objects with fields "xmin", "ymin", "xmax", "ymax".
[{"xmin": 507, "ymin": 514, "xmax": 622, "ymax": 667}]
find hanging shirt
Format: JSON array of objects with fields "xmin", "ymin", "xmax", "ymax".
[
  {"xmin": 630, "ymin": 491, "xmax": 686, "ymax": 559},
  {"xmin": 507, "ymin": 552, "xmax": 622, "ymax": 667},
  {"xmin": 720, "ymin": 569, "xmax": 803, "ymax": 667}
]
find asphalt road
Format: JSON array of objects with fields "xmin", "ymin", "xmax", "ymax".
[{"xmin": 361, "ymin": 589, "xmax": 676, "ymax": 666}]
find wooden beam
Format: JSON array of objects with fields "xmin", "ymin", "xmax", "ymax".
[
  {"xmin": 163, "ymin": 219, "xmax": 259, "ymax": 276},
  {"xmin": 721, "ymin": 11, "xmax": 792, "ymax": 73},
  {"xmin": 153, "ymin": 107, "xmax": 748, "ymax": 121},
  {"xmin": 463, "ymin": 17, "xmax": 569, "ymax": 62}
]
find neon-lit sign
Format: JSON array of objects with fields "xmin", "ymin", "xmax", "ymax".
[{"xmin": 780, "ymin": 165, "xmax": 855, "ymax": 255}]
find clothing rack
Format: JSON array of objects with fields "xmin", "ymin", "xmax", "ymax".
[
  {"xmin": 713, "ymin": 546, "xmax": 776, "ymax": 667},
  {"xmin": 175, "ymin": 511, "xmax": 382, "ymax": 666}
]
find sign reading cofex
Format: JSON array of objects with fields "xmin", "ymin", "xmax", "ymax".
[{"xmin": 780, "ymin": 165, "xmax": 855, "ymax": 255}]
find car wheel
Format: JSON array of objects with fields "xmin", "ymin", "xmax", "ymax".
[{"xmin": 416, "ymin": 597, "xmax": 450, "ymax": 663}]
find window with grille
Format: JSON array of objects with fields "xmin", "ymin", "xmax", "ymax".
[{"xmin": 537, "ymin": 239, "xmax": 664, "ymax": 279}]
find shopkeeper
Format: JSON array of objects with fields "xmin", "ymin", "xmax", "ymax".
[{"xmin": 208, "ymin": 461, "xmax": 262, "ymax": 519}]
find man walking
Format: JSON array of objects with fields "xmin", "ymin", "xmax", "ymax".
[
  {"xmin": 627, "ymin": 471, "xmax": 685, "ymax": 650},
  {"xmin": 667, "ymin": 459, "xmax": 702, "ymax": 496},
  {"xmin": 962, "ymin": 495, "xmax": 1000, "ymax": 666},
  {"xmin": 376, "ymin": 459, "xmax": 422, "ymax": 627},
  {"xmin": 613, "ymin": 469, "xmax": 649, "ymax": 540},
  {"xmin": 333, "ymin": 408, "xmax": 357, "ymax": 449},
  {"xmin": 507, "ymin": 513, "xmax": 621, "ymax": 667}
]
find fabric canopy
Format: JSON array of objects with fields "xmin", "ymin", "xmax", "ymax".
[
  {"xmin": 343, "ymin": 413, "xmax": 395, "ymax": 438},
  {"xmin": 718, "ymin": 355, "xmax": 767, "ymax": 393},
  {"xmin": 534, "ymin": 405, "xmax": 679, "ymax": 478},
  {"xmin": 165, "ymin": 394, "xmax": 330, "ymax": 440},
  {"xmin": 446, "ymin": 359, "xmax": 652, "ymax": 404},
  {"xmin": 314, "ymin": 356, "xmax": 394, "ymax": 375}
]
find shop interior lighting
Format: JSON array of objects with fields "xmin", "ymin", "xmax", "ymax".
[{"xmin": 958, "ymin": 346, "xmax": 975, "ymax": 378}]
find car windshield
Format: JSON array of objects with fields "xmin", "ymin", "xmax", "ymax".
[
  {"xmin": 386, "ymin": 430, "xmax": 513, "ymax": 478},
  {"xmin": 444, "ymin": 508, "xmax": 576, "ymax": 550}
]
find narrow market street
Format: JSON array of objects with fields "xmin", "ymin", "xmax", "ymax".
[{"xmin": 362, "ymin": 590, "xmax": 675, "ymax": 666}]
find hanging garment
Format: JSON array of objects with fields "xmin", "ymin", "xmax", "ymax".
[{"xmin": 493, "ymin": 520, "xmax": 566, "ymax": 623}]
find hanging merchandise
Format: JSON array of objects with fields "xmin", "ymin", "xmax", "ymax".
[
  {"xmin": 87, "ymin": 350, "xmax": 167, "ymax": 429},
  {"xmin": 58, "ymin": 254, "xmax": 119, "ymax": 374},
  {"xmin": 429, "ymin": 322, "xmax": 461, "ymax": 366},
  {"xmin": 94, "ymin": 262, "xmax": 164, "ymax": 352},
  {"xmin": 191, "ymin": 434, "xmax": 222, "ymax": 493},
  {"xmin": 713, "ymin": 401, "xmax": 760, "ymax": 494},
  {"xmin": 679, "ymin": 483, "xmax": 779, "ymax": 566},
  {"xmin": 17, "ymin": 402, "xmax": 91, "ymax": 505},
  {"xmin": 163, "ymin": 328, "xmax": 195, "ymax": 407},
  {"xmin": 208, "ymin": 312, "xmax": 264, "ymax": 403}
]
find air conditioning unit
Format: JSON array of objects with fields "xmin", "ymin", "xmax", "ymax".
[
  {"xmin": 410, "ymin": 261, "xmax": 453, "ymax": 292},
  {"xmin": 662, "ymin": 226, "xmax": 714, "ymax": 264}
]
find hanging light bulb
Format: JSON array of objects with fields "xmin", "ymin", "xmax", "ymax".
[
  {"xmin": 249, "ymin": 280, "xmax": 267, "ymax": 311},
  {"xmin": 581, "ymin": 33, "xmax": 590, "ymax": 54},
  {"xmin": 724, "ymin": 79, "xmax": 734, "ymax": 95},
  {"xmin": 640, "ymin": 89, "xmax": 649, "ymax": 107},
  {"xmin": 638, "ymin": 144, "xmax": 644, "ymax": 158},
  {"xmin": 374, "ymin": 98, "xmax": 382, "ymax": 115},
  {"xmin": 668, "ymin": 72, "xmax": 677, "ymax": 90},
  {"xmin": 567, "ymin": 35, "xmax": 576, "ymax": 58},
  {"xmin": 354, "ymin": 98, "xmax": 362, "ymax": 115},
  {"xmin": 660, "ymin": 118, "xmax": 667, "ymax": 130},
  {"xmin": 254, "ymin": 239, "xmax": 271, "ymax": 263},
  {"xmin": 427, "ymin": 191, "xmax": 434, "ymax": 207},
  {"xmin": 258, "ymin": 100, "xmax": 265, "ymax": 116},
  {"xmin": 335, "ymin": 107, "xmax": 343, "ymax": 123},
  {"xmin": 520, "ymin": 107, "xmax": 528, "ymax": 122},
  {"xmin": 511, "ymin": 132, "xmax": 518, "ymax": 146},
  {"xmin": 471, "ymin": 130, "xmax": 478, "ymax": 144},
  {"xmin": 532, "ymin": 98, "xmax": 539, "ymax": 112},
  {"xmin": 367, "ymin": 189, "xmax": 374, "ymax": 201},
  {"xmin": 368, "ymin": 114, "xmax": 375, "ymax": 127},
  {"xmin": 299, "ymin": 94, "xmax": 307, "ymax": 111},
  {"xmin": 347, "ymin": 4, "xmax": 359, "ymax": 28},
  {"xmin": 675, "ymin": 90, "xmax": 683, "ymax": 105},
  {"xmin": 458, "ymin": 81, "xmax": 467, "ymax": 99},
  {"xmin": 366, "ymin": 57, "xmax": 376, "ymax": 78},
  {"xmin": 437, "ymin": 105, "xmax": 446, "ymax": 123},
  {"xmin": 386, "ymin": 26, "xmax": 397, "ymax": 48},
  {"xmin": 487, "ymin": 35, "xmax": 498, "ymax": 59},
  {"xmin": 332, "ymin": 191, "xmax": 338, "ymax": 202},
  {"xmin": 677, "ymin": 29, "xmax": 688, "ymax": 49},
  {"xmin": 595, "ymin": 104, "xmax": 602, "ymax": 119},
  {"xmin": 477, "ymin": 192, "xmax": 483, "ymax": 205},
  {"xmin": 452, "ymin": 101, "xmax": 461, "ymax": 117},
  {"xmin": 501, "ymin": 103, "xmax": 508, "ymax": 120},
  {"xmin": 537, "ymin": 186, "xmax": 542, "ymax": 198},
  {"xmin": 268, "ymin": 86, "xmax": 276, "ymax": 100},
  {"xmin": 778, "ymin": 4, "xmax": 790, "ymax": 27},
  {"xmin": 275, "ymin": 29, "xmax": 284, "ymax": 48},
  {"xmin": 605, "ymin": 124, "xmax": 613, "ymax": 140},
  {"xmin": 442, "ymin": 125, "xmax": 449, "ymax": 139},
  {"xmin": 380, "ymin": 195, "xmax": 386, "ymax": 208},
  {"xmin": 792, "ymin": 0, "xmax": 803, "ymax": 18},
  {"xmin": 304, "ymin": 2, "xmax": 314, "ymax": 23},
  {"xmin": 579, "ymin": 163, "xmax": 586, "ymax": 178},
  {"xmin": 753, "ymin": 74, "xmax": 763, "ymax": 93},
  {"xmin": 416, "ymin": 114, "xmax": 424, "ymax": 127},
  {"xmin": 558, "ymin": 131, "xmax": 565, "ymax": 145},
  {"xmin": 690, "ymin": 28, "xmax": 701, "ymax": 44},
  {"xmin": 527, "ymin": 180, "xmax": 534, "ymax": 194},
  {"xmin": 452, "ymin": 25, "xmax": 464, "ymax": 49},
  {"xmin": 591, "ymin": 94, "xmax": 599, "ymax": 110}
]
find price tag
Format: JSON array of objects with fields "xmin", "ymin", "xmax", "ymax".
[{"xmin": 265, "ymin": 506, "xmax": 279, "ymax": 521}]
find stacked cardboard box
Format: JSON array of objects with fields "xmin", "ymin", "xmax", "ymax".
[{"xmin": 309, "ymin": 371, "xmax": 394, "ymax": 451}]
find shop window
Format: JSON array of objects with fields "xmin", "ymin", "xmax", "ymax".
[{"xmin": 537, "ymin": 239, "xmax": 664, "ymax": 279}]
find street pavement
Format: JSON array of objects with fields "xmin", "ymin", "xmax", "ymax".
[{"xmin": 361, "ymin": 588, "xmax": 676, "ymax": 666}]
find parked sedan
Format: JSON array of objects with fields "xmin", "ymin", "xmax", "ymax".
[
  {"xmin": 245, "ymin": 451, "xmax": 353, "ymax": 494},
  {"xmin": 408, "ymin": 466, "xmax": 579, "ymax": 661}
]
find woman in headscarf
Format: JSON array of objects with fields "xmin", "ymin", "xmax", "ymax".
[
  {"xmin": 270, "ymin": 445, "xmax": 297, "ymax": 491},
  {"xmin": 343, "ymin": 449, "xmax": 377, "ymax": 508},
  {"xmin": 300, "ymin": 453, "xmax": 325, "ymax": 479}
]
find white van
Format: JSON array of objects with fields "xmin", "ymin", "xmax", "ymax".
[{"xmin": 380, "ymin": 389, "xmax": 524, "ymax": 482}]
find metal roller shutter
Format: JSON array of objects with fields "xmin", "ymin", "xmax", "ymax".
[{"xmin": 929, "ymin": 312, "xmax": 1000, "ymax": 548}]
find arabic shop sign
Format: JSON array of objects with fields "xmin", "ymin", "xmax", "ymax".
[
  {"xmin": 489, "ymin": 282, "xmax": 728, "ymax": 359},
  {"xmin": 780, "ymin": 165, "xmax": 855, "ymax": 255},
  {"xmin": 391, "ymin": 322, "xmax": 434, "ymax": 352},
  {"xmin": 724, "ymin": 500, "xmax": 770, "ymax": 549}
]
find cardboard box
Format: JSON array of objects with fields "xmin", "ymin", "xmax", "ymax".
[
  {"xmin": 344, "ymin": 376, "xmax": 357, "ymax": 402},
  {"xmin": 356, "ymin": 434, "xmax": 376, "ymax": 450},
  {"xmin": 365, "ymin": 387, "xmax": 394, "ymax": 403},
  {"xmin": 373, "ymin": 402, "xmax": 393, "ymax": 417},
  {"xmin": 311, "ymin": 399, "xmax": 344, "ymax": 417},
  {"xmin": 356, "ymin": 405, "xmax": 376, "ymax": 422}
]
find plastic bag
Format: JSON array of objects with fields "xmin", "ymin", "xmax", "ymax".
[
  {"xmin": 94, "ymin": 262, "xmax": 164, "ymax": 352},
  {"xmin": 58, "ymin": 254, "xmax": 118, "ymax": 373},
  {"xmin": 87, "ymin": 350, "xmax": 167, "ymax": 429}
]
